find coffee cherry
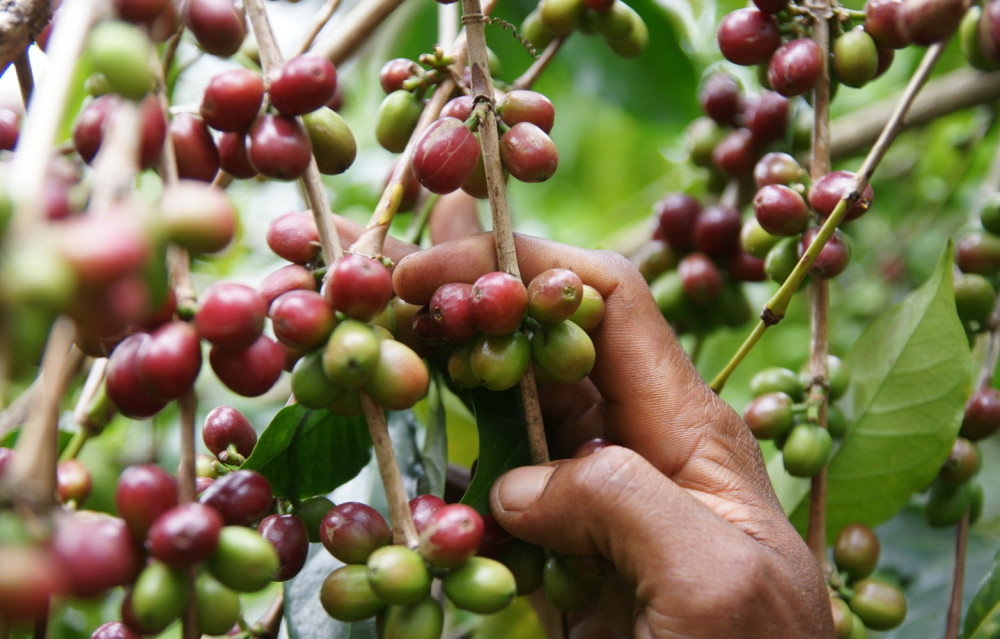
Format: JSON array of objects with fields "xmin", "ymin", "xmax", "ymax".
[
  {"xmin": 380, "ymin": 58, "xmax": 418, "ymax": 93},
  {"xmin": 147, "ymin": 502, "xmax": 223, "ymax": 567},
  {"xmin": 782, "ymin": 423, "xmax": 833, "ymax": 477},
  {"xmin": 247, "ymin": 114, "xmax": 313, "ymax": 180},
  {"xmin": 199, "ymin": 469, "xmax": 273, "ymax": 526},
  {"xmin": 196, "ymin": 282, "xmax": 266, "ymax": 350},
  {"xmin": 939, "ymin": 437, "xmax": 980, "ymax": 486},
  {"xmin": 266, "ymin": 210, "xmax": 321, "ymax": 265},
  {"xmin": 754, "ymin": 185, "xmax": 810, "ymax": 237},
  {"xmin": 91, "ymin": 621, "xmax": 142, "ymax": 639},
  {"xmin": 466, "ymin": 271, "xmax": 528, "ymax": 335},
  {"xmin": 531, "ymin": 320, "xmax": 596, "ymax": 384},
  {"xmin": 113, "ymin": 0, "xmax": 171, "ymax": 23},
  {"xmin": 302, "ymin": 107, "xmax": 357, "ymax": 175},
  {"xmin": 980, "ymin": 1, "xmax": 1000, "ymax": 64},
  {"xmin": 754, "ymin": 151, "xmax": 803, "ymax": 188},
  {"xmin": 768, "ymin": 38, "xmax": 823, "ymax": 97},
  {"xmin": 527, "ymin": 268, "xmax": 584, "ymax": 323},
  {"xmin": 447, "ymin": 343, "xmax": 480, "ymax": 388},
  {"xmin": 160, "ymin": 180, "xmax": 236, "ymax": 254},
  {"xmin": 568, "ymin": 284, "xmax": 606, "ymax": 332},
  {"xmin": 53, "ymin": 512, "xmax": 141, "ymax": 598},
  {"xmin": 960, "ymin": 387, "xmax": 1000, "ymax": 440},
  {"xmin": 107, "ymin": 333, "xmax": 169, "ymax": 419},
  {"xmin": 326, "ymin": 253, "xmax": 394, "ymax": 321},
  {"xmin": 364, "ymin": 339, "xmax": 429, "ymax": 410},
  {"xmin": 367, "ymin": 545, "xmax": 432, "ymax": 605},
  {"xmin": 498, "ymin": 90, "xmax": 556, "ymax": 133},
  {"xmin": 698, "ymin": 72, "xmax": 741, "ymax": 125},
  {"xmin": 829, "ymin": 597, "xmax": 855, "ymax": 638},
  {"xmin": 418, "ymin": 503, "xmax": 485, "ymax": 569},
  {"xmin": 217, "ymin": 131, "xmax": 257, "ymax": 179},
  {"xmin": 130, "ymin": 561, "xmax": 188, "ymax": 634},
  {"xmin": 899, "ymin": 0, "xmax": 965, "ymax": 45},
  {"xmin": 74, "ymin": 95, "xmax": 165, "ymax": 168},
  {"xmin": 685, "ymin": 117, "xmax": 725, "ymax": 168},
  {"xmin": 193, "ymin": 572, "xmax": 241, "ymax": 635},
  {"xmin": 55, "ymin": 211, "xmax": 150, "ymax": 285},
  {"xmin": 717, "ymin": 9, "xmax": 780, "ymax": 65},
  {"xmin": 925, "ymin": 478, "xmax": 983, "ymax": 527},
  {"xmin": 138, "ymin": 320, "xmax": 202, "ymax": 400},
  {"xmin": 834, "ymin": 29, "xmax": 879, "ymax": 88},
  {"xmin": 411, "ymin": 117, "xmax": 481, "ymax": 194},
  {"xmin": 539, "ymin": 0, "xmax": 585, "ymax": 33},
  {"xmin": 295, "ymin": 496, "xmax": 335, "ymax": 543},
  {"xmin": 184, "ymin": 0, "xmax": 246, "ymax": 57},
  {"xmin": 382, "ymin": 598, "xmax": 445, "ymax": 639},
  {"xmin": 258, "ymin": 513, "xmax": 309, "ymax": 581},
  {"xmin": 429, "ymin": 282, "xmax": 478, "ymax": 342},
  {"xmin": 116, "ymin": 464, "xmax": 179, "ymax": 539},
  {"xmin": 86, "ymin": 21, "xmax": 155, "ymax": 100},
  {"xmin": 321, "ymin": 502, "xmax": 391, "ymax": 564},
  {"xmin": 849, "ymin": 578, "xmax": 907, "ymax": 630},
  {"xmin": 320, "ymin": 319, "xmax": 378, "ymax": 387},
  {"xmin": 956, "ymin": 231, "xmax": 1000, "ymax": 276},
  {"xmin": 268, "ymin": 55, "xmax": 338, "ymax": 116},
  {"xmin": 865, "ymin": 0, "xmax": 909, "ymax": 48},
  {"xmin": 376, "ymin": 90, "xmax": 424, "ymax": 153},
  {"xmin": 0, "ymin": 544, "xmax": 65, "ymax": 623},
  {"xmin": 320, "ymin": 564, "xmax": 386, "ymax": 621},
  {"xmin": 500, "ymin": 122, "xmax": 559, "ymax": 182},
  {"xmin": 208, "ymin": 526, "xmax": 279, "ymax": 592},
  {"xmin": 409, "ymin": 495, "xmax": 447, "ymax": 535},
  {"xmin": 202, "ymin": 406, "xmax": 257, "ymax": 460},
  {"xmin": 0, "ymin": 107, "xmax": 20, "ymax": 151},
  {"xmin": 679, "ymin": 253, "xmax": 723, "ymax": 304},
  {"xmin": 751, "ymin": 366, "xmax": 805, "ymax": 400},
  {"xmin": 270, "ymin": 290, "xmax": 336, "ymax": 349},
  {"xmin": 291, "ymin": 350, "xmax": 341, "ymax": 409},
  {"xmin": 833, "ymin": 523, "xmax": 880, "ymax": 581},
  {"xmin": 744, "ymin": 91, "xmax": 789, "ymax": 146},
  {"xmin": 655, "ymin": 192, "xmax": 701, "ymax": 250},
  {"xmin": 200, "ymin": 68, "xmax": 264, "ymax": 133},
  {"xmin": 443, "ymin": 556, "xmax": 517, "ymax": 614},
  {"xmin": 470, "ymin": 332, "xmax": 531, "ymax": 390},
  {"xmin": 711, "ymin": 128, "xmax": 756, "ymax": 177},
  {"xmin": 800, "ymin": 227, "xmax": 851, "ymax": 279},
  {"xmin": 169, "ymin": 113, "xmax": 220, "ymax": 182},
  {"xmin": 57, "ymin": 458, "xmax": 93, "ymax": 504},
  {"xmin": 693, "ymin": 204, "xmax": 741, "ymax": 257},
  {"xmin": 743, "ymin": 392, "xmax": 795, "ymax": 440},
  {"xmin": 543, "ymin": 553, "xmax": 600, "ymax": 612}
]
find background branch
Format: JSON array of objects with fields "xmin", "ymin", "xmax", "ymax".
[{"xmin": 0, "ymin": 0, "xmax": 50, "ymax": 76}]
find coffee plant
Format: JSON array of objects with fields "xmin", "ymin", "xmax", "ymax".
[{"xmin": 0, "ymin": 0, "xmax": 999, "ymax": 636}]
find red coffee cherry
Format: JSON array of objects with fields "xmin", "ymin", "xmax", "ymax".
[
  {"xmin": 200, "ymin": 68, "xmax": 264, "ymax": 132},
  {"xmin": 698, "ymin": 72, "xmax": 741, "ymax": 125},
  {"xmin": 247, "ymin": 114, "xmax": 313, "ymax": 181},
  {"xmin": 808, "ymin": 170, "xmax": 874, "ymax": 221},
  {"xmin": 270, "ymin": 290, "xmax": 336, "ymax": 349},
  {"xmin": 57, "ymin": 459, "xmax": 93, "ymax": 504},
  {"xmin": 320, "ymin": 502, "xmax": 392, "ymax": 564},
  {"xmin": 693, "ymin": 204, "xmax": 741, "ymax": 257},
  {"xmin": 712, "ymin": 128, "xmax": 756, "ymax": 177},
  {"xmin": 195, "ymin": 282, "xmax": 266, "ymax": 350},
  {"xmin": 655, "ymin": 192, "xmax": 701, "ymax": 250},
  {"xmin": 325, "ymin": 253, "xmax": 394, "ymax": 321},
  {"xmin": 753, "ymin": 151, "xmax": 803, "ymax": 188},
  {"xmin": 209, "ymin": 335, "xmax": 284, "ymax": 397},
  {"xmin": 258, "ymin": 264, "xmax": 317, "ymax": 309},
  {"xmin": 679, "ymin": 253, "xmax": 724, "ymax": 304},
  {"xmin": 52, "ymin": 512, "xmax": 141, "ymax": 598},
  {"xmin": 744, "ymin": 91, "xmax": 789, "ymax": 146},
  {"xmin": 418, "ymin": 503, "xmax": 485, "ymax": 569},
  {"xmin": 527, "ymin": 268, "xmax": 584, "ymax": 324},
  {"xmin": 198, "ymin": 469, "xmax": 274, "ymax": 526},
  {"xmin": 753, "ymin": 184, "xmax": 810, "ymax": 236},
  {"xmin": 184, "ymin": 0, "xmax": 246, "ymax": 57},
  {"xmin": 717, "ymin": 8, "xmax": 781, "ymax": 66},
  {"xmin": 412, "ymin": 117, "xmax": 481, "ymax": 194},
  {"xmin": 138, "ymin": 320, "xmax": 202, "ymax": 400},
  {"xmin": 169, "ymin": 113, "xmax": 219, "ymax": 182},
  {"xmin": 430, "ymin": 282, "xmax": 479, "ymax": 342},
  {"xmin": 499, "ymin": 122, "xmax": 559, "ymax": 183},
  {"xmin": 960, "ymin": 387, "xmax": 1000, "ymax": 440},
  {"xmin": 379, "ymin": 57, "xmax": 418, "ymax": 94},
  {"xmin": 147, "ymin": 502, "xmax": 224, "ymax": 568},
  {"xmin": 107, "ymin": 333, "xmax": 169, "ymax": 419},
  {"xmin": 266, "ymin": 210, "xmax": 321, "ymax": 265},
  {"xmin": 268, "ymin": 55, "xmax": 338, "ymax": 116},
  {"xmin": 864, "ymin": 0, "xmax": 909, "ymax": 48},
  {"xmin": 409, "ymin": 494, "xmax": 447, "ymax": 535},
  {"xmin": 258, "ymin": 513, "xmax": 310, "ymax": 581},
  {"xmin": 768, "ymin": 38, "xmax": 823, "ymax": 97},
  {"xmin": 116, "ymin": 464, "xmax": 179, "ymax": 539},
  {"xmin": 498, "ymin": 90, "xmax": 556, "ymax": 134},
  {"xmin": 800, "ymin": 227, "xmax": 851, "ymax": 279},
  {"xmin": 468, "ymin": 271, "xmax": 529, "ymax": 335},
  {"xmin": 217, "ymin": 131, "xmax": 257, "ymax": 179},
  {"xmin": 202, "ymin": 405, "xmax": 258, "ymax": 459}
]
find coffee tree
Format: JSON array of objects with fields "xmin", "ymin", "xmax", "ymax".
[{"xmin": 0, "ymin": 0, "xmax": 999, "ymax": 636}]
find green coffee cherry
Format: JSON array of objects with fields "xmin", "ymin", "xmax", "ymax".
[
  {"xmin": 375, "ymin": 91, "xmax": 423, "ymax": 153},
  {"xmin": 833, "ymin": 29, "xmax": 878, "ymax": 88},
  {"xmin": 980, "ymin": 193, "xmax": 1000, "ymax": 234},
  {"xmin": 924, "ymin": 478, "xmax": 980, "ymax": 527},
  {"xmin": 366, "ymin": 545, "xmax": 431, "ymax": 606},
  {"xmin": 764, "ymin": 237, "xmax": 799, "ymax": 284},
  {"xmin": 650, "ymin": 270, "xmax": 690, "ymax": 323},
  {"xmin": 569, "ymin": 284, "xmax": 606, "ymax": 333},
  {"xmin": 522, "ymin": 8, "xmax": 557, "ymax": 50},
  {"xmin": 827, "ymin": 403, "xmax": 849, "ymax": 439},
  {"xmin": 954, "ymin": 272, "xmax": 996, "ymax": 325},
  {"xmin": 543, "ymin": 554, "xmax": 599, "ymax": 612},
  {"xmin": 323, "ymin": 320, "xmax": 381, "ymax": 388},
  {"xmin": 207, "ymin": 526, "xmax": 279, "ymax": 592},
  {"xmin": 592, "ymin": 1, "xmax": 636, "ymax": 39},
  {"xmin": 833, "ymin": 523, "xmax": 879, "ymax": 582},
  {"xmin": 849, "ymin": 578, "xmax": 906, "ymax": 631},
  {"xmin": 382, "ymin": 598, "xmax": 444, "ymax": 639},
  {"xmin": 750, "ymin": 367, "xmax": 805, "ymax": 400},
  {"xmin": 320, "ymin": 564, "xmax": 385, "ymax": 622},
  {"xmin": 131, "ymin": 561, "xmax": 189, "ymax": 634},
  {"xmin": 443, "ymin": 556, "xmax": 517, "ymax": 614},
  {"xmin": 296, "ymin": 496, "xmax": 335, "ymax": 543},
  {"xmin": 86, "ymin": 21, "xmax": 156, "ymax": 100},
  {"xmin": 470, "ymin": 332, "xmax": 531, "ymax": 391},
  {"xmin": 846, "ymin": 612, "xmax": 868, "ymax": 638},
  {"xmin": 302, "ymin": 108, "xmax": 357, "ymax": 175},
  {"xmin": 743, "ymin": 392, "xmax": 795, "ymax": 440},
  {"xmin": 194, "ymin": 572, "xmax": 241, "ymax": 636},
  {"xmin": 539, "ymin": 0, "xmax": 585, "ymax": 34},
  {"xmin": 531, "ymin": 320, "xmax": 596, "ymax": 384},
  {"xmin": 604, "ymin": 8, "xmax": 648, "ymax": 58},
  {"xmin": 292, "ymin": 351, "xmax": 343, "ymax": 409},
  {"xmin": 781, "ymin": 423, "xmax": 832, "ymax": 477},
  {"xmin": 961, "ymin": 7, "xmax": 1000, "ymax": 71},
  {"xmin": 741, "ymin": 218, "xmax": 781, "ymax": 259},
  {"xmin": 501, "ymin": 540, "xmax": 546, "ymax": 595},
  {"xmin": 447, "ymin": 342, "xmax": 481, "ymax": 389},
  {"xmin": 830, "ymin": 597, "xmax": 854, "ymax": 639}
]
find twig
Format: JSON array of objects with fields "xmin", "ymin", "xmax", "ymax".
[
  {"xmin": 178, "ymin": 390, "xmax": 198, "ymax": 639},
  {"xmin": 0, "ymin": 0, "xmax": 51, "ymax": 76},
  {"xmin": 294, "ymin": 0, "xmax": 342, "ymax": 57},
  {"xmin": 245, "ymin": 0, "xmax": 342, "ymax": 265},
  {"xmin": 361, "ymin": 394, "xmax": 419, "ymax": 548},
  {"xmin": 461, "ymin": 0, "xmax": 549, "ymax": 465},
  {"xmin": 252, "ymin": 586, "xmax": 285, "ymax": 639},
  {"xmin": 309, "ymin": 0, "xmax": 408, "ymax": 67},
  {"xmin": 58, "ymin": 358, "xmax": 108, "ymax": 462},
  {"xmin": 709, "ymin": 42, "xmax": 947, "ymax": 392},
  {"xmin": 13, "ymin": 49, "xmax": 34, "ymax": 107},
  {"xmin": 512, "ymin": 35, "xmax": 569, "ymax": 91},
  {"xmin": 944, "ymin": 508, "xmax": 970, "ymax": 639}
]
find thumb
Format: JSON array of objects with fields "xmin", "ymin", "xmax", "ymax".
[{"xmin": 488, "ymin": 446, "xmax": 749, "ymax": 589}]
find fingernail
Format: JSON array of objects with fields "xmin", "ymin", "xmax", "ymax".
[{"xmin": 495, "ymin": 466, "xmax": 555, "ymax": 513}]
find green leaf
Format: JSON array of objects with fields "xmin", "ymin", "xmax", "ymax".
[
  {"xmin": 964, "ymin": 548, "xmax": 1000, "ymax": 639},
  {"xmin": 242, "ymin": 404, "xmax": 371, "ymax": 500},
  {"xmin": 460, "ymin": 388, "xmax": 531, "ymax": 515},
  {"xmin": 789, "ymin": 242, "xmax": 970, "ymax": 536}
]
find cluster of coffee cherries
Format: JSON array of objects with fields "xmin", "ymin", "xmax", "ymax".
[
  {"xmin": 0, "ymin": 406, "xmax": 308, "ymax": 636},
  {"xmin": 954, "ymin": 194, "xmax": 1000, "ymax": 338},
  {"xmin": 319, "ymin": 497, "xmax": 518, "ymax": 633},
  {"xmin": 407, "ymin": 268, "xmax": 604, "ymax": 391},
  {"xmin": 744, "ymin": 153, "xmax": 871, "ymax": 283},
  {"xmin": 522, "ymin": 0, "xmax": 649, "ymax": 59},
  {"xmin": 638, "ymin": 193, "xmax": 761, "ymax": 335},
  {"xmin": 410, "ymin": 89, "xmax": 559, "ymax": 197},
  {"xmin": 829, "ymin": 523, "xmax": 907, "ymax": 636},
  {"xmin": 742, "ymin": 356, "xmax": 850, "ymax": 477}
]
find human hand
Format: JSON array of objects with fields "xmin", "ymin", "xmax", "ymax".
[{"xmin": 391, "ymin": 232, "xmax": 834, "ymax": 639}]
